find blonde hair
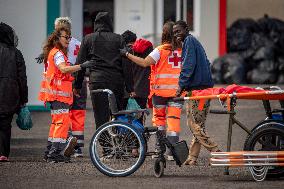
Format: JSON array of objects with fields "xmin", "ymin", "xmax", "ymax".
[{"xmin": 54, "ymin": 17, "xmax": 71, "ymax": 30}]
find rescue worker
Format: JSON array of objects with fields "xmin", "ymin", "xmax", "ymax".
[
  {"xmin": 36, "ymin": 17, "xmax": 87, "ymax": 157},
  {"xmin": 174, "ymin": 20, "xmax": 220, "ymax": 165},
  {"xmin": 39, "ymin": 26, "xmax": 92, "ymax": 162},
  {"xmin": 120, "ymin": 21, "xmax": 183, "ymax": 160},
  {"xmin": 54, "ymin": 17, "xmax": 87, "ymax": 157}
]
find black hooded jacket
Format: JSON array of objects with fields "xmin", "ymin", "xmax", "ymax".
[
  {"xmin": 75, "ymin": 12, "xmax": 133, "ymax": 92},
  {"xmin": 0, "ymin": 22, "xmax": 28, "ymax": 114}
]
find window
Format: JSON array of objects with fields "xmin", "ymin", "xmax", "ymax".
[{"xmin": 163, "ymin": 0, "xmax": 194, "ymax": 31}]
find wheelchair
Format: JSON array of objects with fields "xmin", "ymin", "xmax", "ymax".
[{"xmin": 89, "ymin": 89, "xmax": 189, "ymax": 177}]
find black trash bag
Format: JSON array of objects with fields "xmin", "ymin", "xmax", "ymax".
[
  {"xmin": 252, "ymin": 43, "xmax": 275, "ymax": 62},
  {"xmin": 227, "ymin": 28, "xmax": 252, "ymax": 52},
  {"xmin": 211, "ymin": 57, "xmax": 224, "ymax": 84},
  {"xmin": 275, "ymin": 34, "xmax": 284, "ymax": 55},
  {"xmin": 227, "ymin": 18, "xmax": 260, "ymax": 52},
  {"xmin": 230, "ymin": 18, "xmax": 261, "ymax": 32},
  {"xmin": 222, "ymin": 54, "xmax": 246, "ymax": 84},
  {"xmin": 247, "ymin": 69, "xmax": 277, "ymax": 84},
  {"xmin": 239, "ymin": 48, "xmax": 255, "ymax": 61},
  {"xmin": 257, "ymin": 14, "xmax": 284, "ymax": 35},
  {"xmin": 276, "ymin": 74, "xmax": 284, "ymax": 84},
  {"xmin": 256, "ymin": 60, "xmax": 278, "ymax": 72},
  {"xmin": 277, "ymin": 57, "xmax": 284, "ymax": 71},
  {"xmin": 250, "ymin": 33, "xmax": 271, "ymax": 51}
]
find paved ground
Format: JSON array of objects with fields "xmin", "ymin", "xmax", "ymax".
[{"xmin": 1, "ymin": 85, "xmax": 284, "ymax": 189}]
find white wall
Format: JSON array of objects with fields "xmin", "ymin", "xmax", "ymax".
[
  {"xmin": 61, "ymin": 0, "xmax": 83, "ymax": 41},
  {"xmin": 114, "ymin": 0, "xmax": 157, "ymax": 44},
  {"xmin": 115, "ymin": 0, "xmax": 219, "ymax": 61},
  {"xmin": 0, "ymin": 0, "xmax": 46, "ymax": 106},
  {"xmin": 197, "ymin": 0, "xmax": 219, "ymax": 61}
]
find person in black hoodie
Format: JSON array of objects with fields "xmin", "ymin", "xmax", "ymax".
[
  {"xmin": 74, "ymin": 12, "xmax": 133, "ymax": 129},
  {"xmin": 121, "ymin": 30, "xmax": 153, "ymax": 125},
  {"xmin": 0, "ymin": 22, "xmax": 28, "ymax": 162}
]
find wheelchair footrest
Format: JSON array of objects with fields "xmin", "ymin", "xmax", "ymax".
[{"xmin": 172, "ymin": 140, "xmax": 189, "ymax": 166}]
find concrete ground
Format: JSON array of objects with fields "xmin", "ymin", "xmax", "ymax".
[{"xmin": 1, "ymin": 85, "xmax": 284, "ymax": 189}]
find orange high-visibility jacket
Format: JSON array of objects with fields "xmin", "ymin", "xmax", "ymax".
[
  {"xmin": 149, "ymin": 44, "xmax": 182, "ymax": 97},
  {"xmin": 39, "ymin": 48, "xmax": 74, "ymax": 105}
]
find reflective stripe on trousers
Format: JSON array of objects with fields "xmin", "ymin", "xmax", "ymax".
[
  {"xmin": 152, "ymin": 95, "xmax": 183, "ymax": 133},
  {"xmin": 70, "ymin": 109, "xmax": 85, "ymax": 147},
  {"xmin": 48, "ymin": 101, "xmax": 71, "ymax": 142}
]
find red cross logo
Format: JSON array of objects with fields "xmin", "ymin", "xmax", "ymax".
[
  {"xmin": 74, "ymin": 45, "xmax": 80, "ymax": 56},
  {"xmin": 168, "ymin": 51, "xmax": 181, "ymax": 68}
]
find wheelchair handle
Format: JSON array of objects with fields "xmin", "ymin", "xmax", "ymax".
[{"xmin": 91, "ymin": 89, "xmax": 118, "ymax": 114}]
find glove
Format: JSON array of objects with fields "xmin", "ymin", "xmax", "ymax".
[
  {"xmin": 80, "ymin": 60, "xmax": 94, "ymax": 69},
  {"xmin": 119, "ymin": 46, "xmax": 130, "ymax": 56},
  {"xmin": 35, "ymin": 53, "xmax": 44, "ymax": 64},
  {"xmin": 175, "ymin": 86, "xmax": 185, "ymax": 97}
]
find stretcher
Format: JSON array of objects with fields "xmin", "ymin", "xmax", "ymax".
[
  {"xmin": 211, "ymin": 151, "xmax": 284, "ymax": 181},
  {"xmin": 174, "ymin": 84, "xmax": 284, "ymax": 181}
]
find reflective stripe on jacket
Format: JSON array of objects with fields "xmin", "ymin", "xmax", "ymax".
[
  {"xmin": 38, "ymin": 48, "xmax": 74, "ymax": 105},
  {"xmin": 149, "ymin": 44, "xmax": 182, "ymax": 97}
]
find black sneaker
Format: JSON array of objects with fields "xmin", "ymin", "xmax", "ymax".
[
  {"xmin": 43, "ymin": 153, "xmax": 48, "ymax": 162},
  {"xmin": 63, "ymin": 137, "xmax": 77, "ymax": 157}
]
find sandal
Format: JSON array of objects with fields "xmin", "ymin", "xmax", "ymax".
[{"xmin": 183, "ymin": 159, "xmax": 197, "ymax": 166}]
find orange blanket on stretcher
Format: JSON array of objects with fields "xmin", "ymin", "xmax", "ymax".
[
  {"xmin": 191, "ymin": 84, "xmax": 264, "ymax": 97},
  {"xmin": 187, "ymin": 84, "xmax": 284, "ymax": 110}
]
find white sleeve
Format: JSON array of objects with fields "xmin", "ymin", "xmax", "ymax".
[
  {"xmin": 148, "ymin": 48, "xmax": 160, "ymax": 64},
  {"xmin": 54, "ymin": 51, "xmax": 65, "ymax": 66},
  {"xmin": 67, "ymin": 37, "xmax": 81, "ymax": 65}
]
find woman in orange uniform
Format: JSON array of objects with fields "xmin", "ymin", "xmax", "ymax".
[
  {"xmin": 39, "ymin": 26, "xmax": 91, "ymax": 162},
  {"xmin": 120, "ymin": 21, "xmax": 183, "ymax": 160}
]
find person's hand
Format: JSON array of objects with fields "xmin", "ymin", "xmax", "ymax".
[
  {"xmin": 35, "ymin": 53, "xmax": 44, "ymax": 64},
  {"xmin": 80, "ymin": 60, "xmax": 94, "ymax": 69},
  {"xmin": 73, "ymin": 89, "xmax": 81, "ymax": 97},
  {"xmin": 175, "ymin": 86, "xmax": 185, "ymax": 97},
  {"xmin": 129, "ymin": 92, "xmax": 136, "ymax": 98},
  {"xmin": 119, "ymin": 46, "xmax": 130, "ymax": 57}
]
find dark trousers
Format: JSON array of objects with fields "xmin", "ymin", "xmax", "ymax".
[
  {"xmin": 89, "ymin": 82, "xmax": 124, "ymax": 130},
  {"xmin": 0, "ymin": 113, "xmax": 14, "ymax": 157}
]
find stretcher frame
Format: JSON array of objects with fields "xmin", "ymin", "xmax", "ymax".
[{"xmin": 176, "ymin": 86, "xmax": 284, "ymax": 181}]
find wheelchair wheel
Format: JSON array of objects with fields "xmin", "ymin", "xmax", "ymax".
[
  {"xmin": 89, "ymin": 121, "xmax": 146, "ymax": 177},
  {"xmin": 244, "ymin": 121, "xmax": 284, "ymax": 178},
  {"xmin": 154, "ymin": 159, "xmax": 165, "ymax": 178}
]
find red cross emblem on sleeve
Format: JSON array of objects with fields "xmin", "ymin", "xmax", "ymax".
[
  {"xmin": 74, "ymin": 45, "xmax": 80, "ymax": 56},
  {"xmin": 168, "ymin": 51, "xmax": 181, "ymax": 68}
]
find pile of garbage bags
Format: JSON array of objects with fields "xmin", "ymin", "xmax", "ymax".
[{"xmin": 212, "ymin": 14, "xmax": 284, "ymax": 84}]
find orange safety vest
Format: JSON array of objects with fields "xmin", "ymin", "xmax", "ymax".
[
  {"xmin": 38, "ymin": 48, "xmax": 74, "ymax": 105},
  {"xmin": 149, "ymin": 44, "xmax": 182, "ymax": 97}
]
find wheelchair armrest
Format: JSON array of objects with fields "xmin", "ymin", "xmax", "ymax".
[{"xmin": 113, "ymin": 109, "xmax": 150, "ymax": 116}]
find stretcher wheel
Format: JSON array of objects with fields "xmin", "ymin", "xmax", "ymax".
[
  {"xmin": 244, "ymin": 121, "xmax": 284, "ymax": 178},
  {"xmin": 154, "ymin": 159, "xmax": 165, "ymax": 178},
  {"xmin": 89, "ymin": 121, "xmax": 146, "ymax": 177}
]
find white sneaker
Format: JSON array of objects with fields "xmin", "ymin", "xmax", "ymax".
[
  {"xmin": 74, "ymin": 147, "xmax": 83, "ymax": 158},
  {"xmin": 166, "ymin": 155, "xmax": 174, "ymax": 161}
]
